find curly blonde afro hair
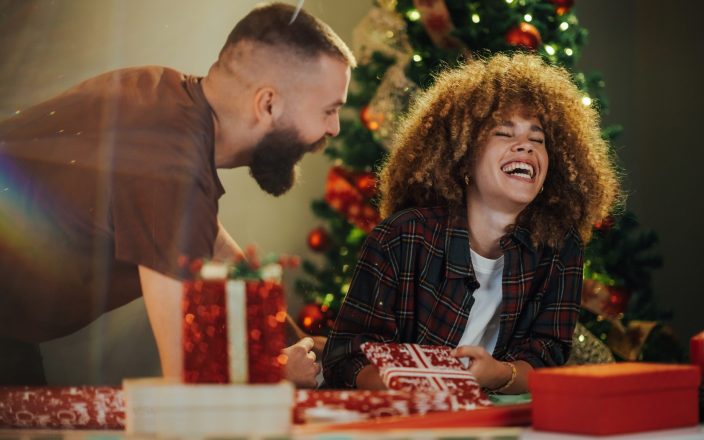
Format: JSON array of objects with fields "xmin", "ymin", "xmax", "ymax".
[{"xmin": 379, "ymin": 53, "xmax": 622, "ymax": 247}]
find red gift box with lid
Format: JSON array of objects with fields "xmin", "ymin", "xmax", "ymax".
[
  {"xmin": 182, "ymin": 262, "xmax": 287, "ymax": 384},
  {"xmin": 529, "ymin": 362, "xmax": 701, "ymax": 435}
]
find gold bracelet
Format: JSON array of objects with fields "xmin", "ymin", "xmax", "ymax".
[{"xmin": 491, "ymin": 361, "xmax": 517, "ymax": 393}]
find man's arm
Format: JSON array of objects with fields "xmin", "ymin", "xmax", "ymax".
[
  {"xmin": 139, "ymin": 265, "xmax": 183, "ymax": 379},
  {"xmin": 281, "ymin": 337, "xmax": 321, "ymax": 389},
  {"xmin": 140, "ymin": 258, "xmax": 322, "ymax": 387},
  {"xmin": 214, "ymin": 220, "xmax": 243, "ymax": 260}
]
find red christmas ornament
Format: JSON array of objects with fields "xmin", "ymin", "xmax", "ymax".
[
  {"xmin": 324, "ymin": 166, "xmax": 382, "ymax": 233},
  {"xmin": 549, "ymin": 0, "xmax": 575, "ymax": 15},
  {"xmin": 604, "ymin": 286, "xmax": 631, "ymax": 317},
  {"xmin": 355, "ymin": 172, "xmax": 377, "ymax": 199},
  {"xmin": 360, "ymin": 105, "xmax": 384, "ymax": 131},
  {"xmin": 307, "ymin": 227, "xmax": 330, "ymax": 252},
  {"xmin": 594, "ymin": 215, "xmax": 615, "ymax": 231},
  {"xmin": 298, "ymin": 303, "xmax": 325, "ymax": 333},
  {"xmin": 505, "ymin": 22, "xmax": 542, "ymax": 50}
]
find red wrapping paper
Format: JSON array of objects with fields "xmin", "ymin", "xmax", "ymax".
[
  {"xmin": 294, "ymin": 389, "xmax": 490, "ymax": 424},
  {"xmin": 1, "ymin": 386, "xmax": 495, "ymax": 430},
  {"xmin": 183, "ymin": 279, "xmax": 229, "ymax": 383},
  {"xmin": 360, "ymin": 342, "xmax": 490, "ymax": 408},
  {"xmin": 245, "ymin": 280, "xmax": 286, "ymax": 383},
  {"xmin": 0, "ymin": 387, "xmax": 124, "ymax": 430},
  {"xmin": 182, "ymin": 278, "xmax": 286, "ymax": 384}
]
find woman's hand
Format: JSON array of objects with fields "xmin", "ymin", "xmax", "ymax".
[
  {"xmin": 355, "ymin": 364, "xmax": 387, "ymax": 390},
  {"xmin": 451, "ymin": 345, "xmax": 512, "ymax": 390}
]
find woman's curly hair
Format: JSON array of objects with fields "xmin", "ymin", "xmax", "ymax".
[{"xmin": 379, "ymin": 53, "xmax": 622, "ymax": 247}]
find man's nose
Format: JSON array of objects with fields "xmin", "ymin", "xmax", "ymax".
[{"xmin": 327, "ymin": 115, "xmax": 341, "ymax": 137}]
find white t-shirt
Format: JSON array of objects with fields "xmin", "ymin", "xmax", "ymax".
[{"xmin": 456, "ymin": 248, "xmax": 504, "ymax": 366}]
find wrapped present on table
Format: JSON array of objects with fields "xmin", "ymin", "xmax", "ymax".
[
  {"xmin": 0, "ymin": 386, "xmax": 124, "ymax": 430},
  {"xmin": 182, "ymin": 259, "xmax": 287, "ymax": 384},
  {"xmin": 295, "ymin": 388, "xmax": 492, "ymax": 425},
  {"xmin": 360, "ymin": 342, "xmax": 491, "ymax": 409},
  {"xmin": 126, "ymin": 253, "xmax": 296, "ymax": 438},
  {"xmin": 529, "ymin": 362, "xmax": 701, "ymax": 436}
]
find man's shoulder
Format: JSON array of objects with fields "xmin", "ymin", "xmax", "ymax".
[
  {"xmin": 85, "ymin": 65, "xmax": 181, "ymax": 85},
  {"xmin": 74, "ymin": 66, "xmax": 186, "ymax": 100}
]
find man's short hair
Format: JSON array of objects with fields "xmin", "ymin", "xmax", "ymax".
[{"xmin": 221, "ymin": 2, "xmax": 356, "ymax": 67}]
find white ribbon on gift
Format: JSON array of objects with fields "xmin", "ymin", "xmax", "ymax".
[{"xmin": 226, "ymin": 280, "xmax": 248, "ymax": 383}]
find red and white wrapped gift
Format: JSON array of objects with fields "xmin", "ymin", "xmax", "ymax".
[
  {"xmin": 360, "ymin": 342, "xmax": 491, "ymax": 409},
  {"xmin": 0, "ymin": 386, "xmax": 124, "ymax": 430},
  {"xmin": 295, "ymin": 389, "xmax": 412, "ymax": 424},
  {"xmin": 294, "ymin": 388, "xmax": 489, "ymax": 424},
  {"xmin": 182, "ymin": 261, "xmax": 287, "ymax": 384}
]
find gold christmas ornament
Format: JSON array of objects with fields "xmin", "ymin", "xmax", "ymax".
[
  {"xmin": 566, "ymin": 322, "xmax": 615, "ymax": 365},
  {"xmin": 366, "ymin": 64, "xmax": 419, "ymax": 148},
  {"xmin": 607, "ymin": 320, "xmax": 659, "ymax": 361},
  {"xmin": 352, "ymin": 5, "xmax": 411, "ymax": 65},
  {"xmin": 352, "ymin": 5, "xmax": 418, "ymax": 150}
]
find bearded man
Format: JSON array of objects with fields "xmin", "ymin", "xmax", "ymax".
[{"xmin": 0, "ymin": 2, "xmax": 354, "ymax": 387}]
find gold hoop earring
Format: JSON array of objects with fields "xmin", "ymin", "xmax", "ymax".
[
  {"xmin": 464, "ymin": 175, "xmax": 470, "ymax": 186},
  {"xmin": 540, "ymin": 186, "xmax": 544, "ymax": 193}
]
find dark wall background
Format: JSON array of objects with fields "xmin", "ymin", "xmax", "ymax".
[{"xmin": 577, "ymin": 0, "xmax": 704, "ymax": 343}]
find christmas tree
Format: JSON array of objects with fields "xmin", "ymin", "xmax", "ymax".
[{"xmin": 295, "ymin": 0, "xmax": 682, "ymax": 363}]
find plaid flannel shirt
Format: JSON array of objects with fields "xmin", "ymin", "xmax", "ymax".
[{"xmin": 322, "ymin": 206, "xmax": 583, "ymax": 388}]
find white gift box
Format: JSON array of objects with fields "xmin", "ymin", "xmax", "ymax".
[{"xmin": 123, "ymin": 378, "xmax": 294, "ymax": 437}]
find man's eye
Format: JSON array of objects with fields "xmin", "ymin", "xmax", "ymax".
[{"xmin": 326, "ymin": 109, "xmax": 338, "ymax": 116}]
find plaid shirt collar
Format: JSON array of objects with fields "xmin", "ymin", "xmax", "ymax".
[{"xmin": 443, "ymin": 207, "xmax": 539, "ymax": 281}]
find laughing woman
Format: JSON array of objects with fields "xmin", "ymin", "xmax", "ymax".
[{"xmin": 322, "ymin": 53, "xmax": 621, "ymax": 393}]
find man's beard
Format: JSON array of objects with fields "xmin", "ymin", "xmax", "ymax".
[{"xmin": 249, "ymin": 125, "xmax": 326, "ymax": 196}]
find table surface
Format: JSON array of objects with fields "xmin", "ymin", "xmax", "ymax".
[{"xmin": 1, "ymin": 425, "xmax": 703, "ymax": 440}]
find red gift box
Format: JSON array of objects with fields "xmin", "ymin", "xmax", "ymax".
[
  {"xmin": 360, "ymin": 342, "xmax": 490, "ymax": 409},
  {"xmin": 529, "ymin": 362, "xmax": 701, "ymax": 435},
  {"xmin": 182, "ymin": 263, "xmax": 286, "ymax": 384}
]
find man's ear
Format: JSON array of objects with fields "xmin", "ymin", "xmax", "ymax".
[{"xmin": 253, "ymin": 86, "xmax": 284, "ymax": 127}]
